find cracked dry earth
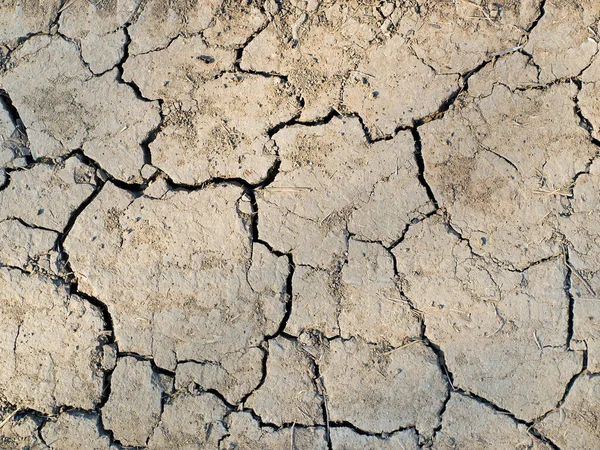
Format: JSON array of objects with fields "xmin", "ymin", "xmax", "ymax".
[{"xmin": 2, "ymin": 1, "xmax": 600, "ymax": 450}]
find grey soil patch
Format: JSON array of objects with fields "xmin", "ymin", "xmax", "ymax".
[{"xmin": 0, "ymin": 1, "xmax": 599, "ymax": 449}]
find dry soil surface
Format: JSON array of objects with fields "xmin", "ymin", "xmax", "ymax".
[{"xmin": 0, "ymin": 1, "xmax": 599, "ymax": 449}]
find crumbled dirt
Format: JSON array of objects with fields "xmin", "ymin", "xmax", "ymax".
[{"xmin": 0, "ymin": 1, "xmax": 599, "ymax": 449}]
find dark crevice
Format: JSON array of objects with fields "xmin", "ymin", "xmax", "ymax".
[
  {"xmin": 423, "ymin": 331, "xmax": 575, "ymax": 450},
  {"xmin": 420, "ymin": 332, "xmax": 453, "ymax": 442},
  {"xmin": 70, "ymin": 150, "xmax": 146, "ymax": 192},
  {"xmin": 105, "ymin": 24, "xmax": 168, "ymax": 167},
  {"xmin": 413, "ymin": 83, "xmax": 465, "ymax": 128},
  {"xmin": 4, "ymin": 148, "xmax": 87, "ymax": 175},
  {"xmin": 519, "ymin": 48, "xmax": 542, "ymax": 82},
  {"xmin": 478, "ymin": 395, "xmax": 563, "ymax": 449},
  {"xmin": 0, "ymin": 263, "xmax": 32, "ymax": 275},
  {"xmin": 115, "ymin": 352, "xmax": 176, "ymax": 378},
  {"xmin": 208, "ymin": 384, "xmax": 323, "ymax": 432},
  {"xmin": 569, "ymin": 78, "xmax": 600, "ymax": 196},
  {"xmin": 9, "ymin": 408, "xmax": 50, "ymax": 448},
  {"xmin": 75, "ymin": 292, "xmax": 115, "ymax": 357},
  {"xmin": 0, "ymin": 89, "xmax": 32, "ymax": 165},
  {"xmin": 139, "ymin": 101, "xmax": 165, "ymax": 166},
  {"xmin": 164, "ymin": 171, "xmax": 275, "ymax": 194},
  {"xmin": 503, "ymin": 253, "xmax": 563, "ymax": 273},
  {"xmin": 441, "ymin": 214, "xmax": 562, "ymax": 274},
  {"xmin": 55, "ymin": 178, "xmax": 105, "ymax": 262},
  {"xmin": 526, "ymin": 0, "xmax": 547, "ymax": 33},
  {"xmin": 480, "ymin": 147, "xmax": 521, "ymax": 174},
  {"xmin": 256, "ymin": 158, "xmax": 283, "ymax": 189},
  {"xmin": 411, "ymin": 127, "xmax": 439, "ymax": 210},
  {"xmin": 36, "ymin": 407, "xmax": 123, "ymax": 449},
  {"xmin": 264, "ymin": 253, "xmax": 294, "ymax": 340},
  {"xmin": 232, "ymin": 7, "xmax": 276, "ymax": 75},
  {"xmin": 146, "ymin": 390, "xmax": 168, "ymax": 447},
  {"xmin": 55, "ymin": 30, "xmax": 95, "ymax": 76},
  {"xmin": 532, "ymin": 346, "xmax": 588, "ymax": 426},
  {"xmin": 357, "ymin": 59, "xmax": 492, "ymax": 145},
  {"xmin": 0, "ymin": 170, "xmax": 9, "ymax": 192},
  {"xmin": 0, "ymin": 216, "xmax": 57, "ymax": 234},
  {"xmin": 51, "ymin": 176, "xmax": 120, "ymax": 419},
  {"xmin": 217, "ymin": 431, "xmax": 232, "ymax": 448},
  {"xmin": 0, "ymin": 89, "xmax": 27, "ymax": 137},
  {"xmin": 236, "ymin": 347, "xmax": 269, "ymax": 406},
  {"xmin": 424, "ymin": 336, "xmax": 455, "ymax": 390},
  {"xmin": 50, "ymin": 0, "xmax": 69, "ymax": 32},
  {"xmin": 122, "ymin": 31, "xmax": 186, "ymax": 60},
  {"xmin": 4, "ymin": 146, "xmax": 148, "ymax": 193},
  {"xmin": 348, "ymin": 111, "xmax": 402, "ymax": 144},
  {"xmin": 36, "ymin": 416, "xmax": 50, "ymax": 449},
  {"xmin": 267, "ymin": 107, "xmax": 339, "ymax": 138},
  {"xmin": 235, "ymin": 43, "xmax": 289, "ymax": 80},
  {"xmin": 113, "ymin": 27, "xmax": 156, "ymax": 103},
  {"xmin": 308, "ymin": 355, "xmax": 332, "ymax": 449},
  {"xmin": 510, "ymin": 76, "xmax": 584, "ymax": 93},
  {"xmin": 329, "ymin": 421, "xmax": 417, "ymax": 439},
  {"xmin": 563, "ymin": 244, "xmax": 577, "ymax": 350},
  {"xmin": 65, "ymin": 279, "xmax": 117, "ymax": 415},
  {"xmin": 385, "ymin": 210, "xmax": 438, "ymax": 252},
  {"xmin": 454, "ymin": 390, "xmax": 561, "ymax": 450}
]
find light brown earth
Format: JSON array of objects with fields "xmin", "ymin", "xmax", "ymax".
[{"xmin": 0, "ymin": 1, "xmax": 599, "ymax": 449}]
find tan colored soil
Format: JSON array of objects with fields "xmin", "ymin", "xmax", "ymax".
[{"xmin": 0, "ymin": 1, "xmax": 599, "ymax": 449}]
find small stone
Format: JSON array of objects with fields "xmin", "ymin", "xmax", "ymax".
[{"xmin": 101, "ymin": 344, "xmax": 118, "ymax": 371}]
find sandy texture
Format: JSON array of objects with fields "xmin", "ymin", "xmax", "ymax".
[{"xmin": 0, "ymin": 0, "xmax": 598, "ymax": 449}]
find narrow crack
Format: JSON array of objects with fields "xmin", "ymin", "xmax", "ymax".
[
  {"xmin": 113, "ymin": 27, "xmax": 157, "ymax": 104},
  {"xmin": 235, "ymin": 347, "xmax": 269, "ymax": 407},
  {"xmin": 307, "ymin": 353, "xmax": 332, "ymax": 449},
  {"xmin": 266, "ymin": 103, "xmax": 334, "ymax": 139},
  {"xmin": 421, "ymin": 336, "xmax": 453, "ymax": 441},
  {"xmin": 36, "ymin": 406, "xmax": 124, "ymax": 449},
  {"xmin": 424, "ymin": 332, "xmax": 563, "ymax": 450},
  {"xmin": 50, "ymin": 0, "xmax": 69, "ymax": 33},
  {"xmin": 114, "ymin": 352, "xmax": 176, "ymax": 378},
  {"xmin": 3, "ymin": 2, "xmax": 594, "ymax": 447},
  {"xmin": 350, "ymin": 58, "xmax": 492, "ymax": 145},
  {"xmin": 526, "ymin": 0, "xmax": 547, "ymax": 34},
  {"xmin": 329, "ymin": 421, "xmax": 418, "ymax": 439},
  {"xmin": 264, "ymin": 252, "xmax": 295, "ymax": 340},
  {"xmin": 49, "ymin": 176, "xmax": 122, "ymax": 424},
  {"xmin": 532, "ymin": 345, "xmax": 589, "ymax": 428},
  {"xmin": 139, "ymin": 103, "xmax": 164, "ymax": 166},
  {"xmin": 455, "ymin": 390, "xmax": 562, "ymax": 450},
  {"xmin": 568, "ymin": 78, "xmax": 600, "ymax": 197},
  {"xmin": 410, "ymin": 127, "xmax": 439, "ymax": 210},
  {"xmin": 0, "ymin": 216, "xmax": 57, "ymax": 234},
  {"xmin": 232, "ymin": 5, "xmax": 277, "ymax": 76},
  {"xmin": 563, "ymin": 243, "xmax": 577, "ymax": 350},
  {"xmin": 0, "ymin": 88, "xmax": 32, "ymax": 165}
]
